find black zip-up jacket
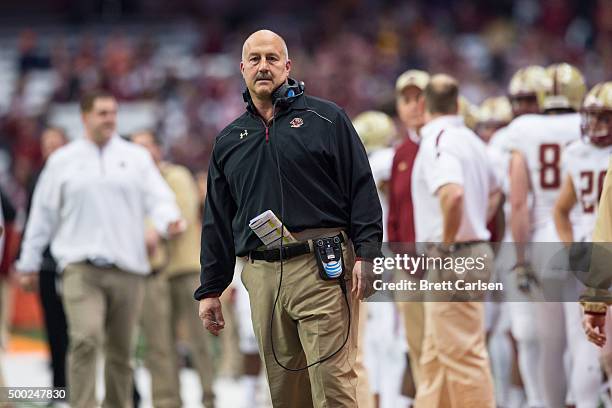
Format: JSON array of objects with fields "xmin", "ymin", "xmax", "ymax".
[{"xmin": 194, "ymin": 87, "xmax": 382, "ymax": 299}]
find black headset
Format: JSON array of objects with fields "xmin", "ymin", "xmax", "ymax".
[{"xmin": 270, "ymin": 77, "xmax": 305, "ymax": 107}]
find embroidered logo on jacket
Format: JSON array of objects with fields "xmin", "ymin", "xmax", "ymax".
[
  {"xmin": 290, "ymin": 118, "xmax": 304, "ymax": 128},
  {"xmin": 240, "ymin": 130, "xmax": 248, "ymax": 139}
]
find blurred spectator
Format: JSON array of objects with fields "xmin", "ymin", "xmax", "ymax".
[
  {"xmin": 132, "ymin": 130, "xmax": 216, "ymax": 408},
  {"xmin": 0, "ymin": 188, "xmax": 16, "ymax": 350},
  {"xmin": 17, "ymin": 30, "xmax": 51, "ymax": 74},
  {"xmin": 0, "ymin": 0, "xmax": 606, "ymax": 207},
  {"xmin": 18, "ymin": 126, "xmax": 69, "ymax": 393}
]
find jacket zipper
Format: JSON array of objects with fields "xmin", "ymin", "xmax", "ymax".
[{"xmin": 258, "ymin": 116, "xmax": 271, "ymax": 143}]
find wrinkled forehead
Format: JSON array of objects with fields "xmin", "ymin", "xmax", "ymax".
[{"xmin": 242, "ymin": 36, "xmax": 287, "ymax": 60}]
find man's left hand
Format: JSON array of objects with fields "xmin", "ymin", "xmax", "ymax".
[
  {"xmin": 167, "ymin": 219, "xmax": 187, "ymax": 238},
  {"xmin": 18, "ymin": 272, "xmax": 39, "ymax": 293},
  {"xmin": 352, "ymin": 260, "xmax": 371, "ymax": 300}
]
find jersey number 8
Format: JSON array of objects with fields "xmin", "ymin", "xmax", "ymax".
[{"xmin": 539, "ymin": 144, "xmax": 561, "ymax": 189}]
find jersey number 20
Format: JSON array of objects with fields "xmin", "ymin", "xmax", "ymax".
[{"xmin": 579, "ymin": 170, "xmax": 606, "ymax": 213}]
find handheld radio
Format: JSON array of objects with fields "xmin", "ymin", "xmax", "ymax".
[{"xmin": 314, "ymin": 236, "xmax": 346, "ymax": 281}]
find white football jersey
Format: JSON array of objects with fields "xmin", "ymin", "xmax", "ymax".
[
  {"xmin": 488, "ymin": 126, "xmax": 513, "ymax": 196},
  {"xmin": 562, "ymin": 139, "xmax": 612, "ymax": 241},
  {"xmin": 368, "ymin": 147, "xmax": 395, "ymax": 241},
  {"xmin": 488, "ymin": 126, "xmax": 513, "ymax": 242},
  {"xmin": 507, "ymin": 113, "xmax": 581, "ymax": 232}
]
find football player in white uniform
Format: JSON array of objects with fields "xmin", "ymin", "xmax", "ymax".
[
  {"xmin": 489, "ymin": 65, "xmax": 551, "ymax": 408},
  {"xmin": 353, "ymin": 111, "xmax": 410, "ymax": 408},
  {"xmin": 553, "ymin": 82, "xmax": 612, "ymax": 244},
  {"xmin": 556, "ymin": 82, "xmax": 612, "ymax": 403},
  {"xmin": 509, "ymin": 63, "xmax": 587, "ymax": 408},
  {"xmin": 459, "ymin": 95, "xmax": 480, "ymax": 132},
  {"xmin": 475, "ymin": 96, "xmax": 519, "ymax": 407},
  {"xmin": 477, "ymin": 96, "xmax": 513, "ymax": 144}
]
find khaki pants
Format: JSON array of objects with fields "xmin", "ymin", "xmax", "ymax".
[
  {"xmin": 141, "ymin": 272, "xmax": 215, "ymax": 408},
  {"xmin": 169, "ymin": 273, "xmax": 216, "ymax": 406},
  {"xmin": 399, "ymin": 301, "xmax": 424, "ymax": 388},
  {"xmin": 218, "ymin": 288, "xmax": 242, "ymax": 378},
  {"xmin": 241, "ymin": 242, "xmax": 359, "ymax": 408},
  {"xmin": 415, "ymin": 243, "xmax": 495, "ymax": 408},
  {"xmin": 62, "ymin": 262, "xmax": 145, "ymax": 408},
  {"xmin": 355, "ymin": 303, "xmax": 373, "ymax": 408}
]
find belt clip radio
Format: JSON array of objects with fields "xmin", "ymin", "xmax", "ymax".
[{"xmin": 314, "ymin": 236, "xmax": 345, "ymax": 281}]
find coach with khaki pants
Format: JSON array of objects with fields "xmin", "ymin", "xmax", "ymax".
[
  {"xmin": 195, "ymin": 30, "xmax": 382, "ymax": 407},
  {"xmin": 411, "ymin": 74, "xmax": 500, "ymax": 406},
  {"xmin": 389, "ymin": 69, "xmax": 430, "ymax": 389},
  {"xmin": 16, "ymin": 91, "xmax": 182, "ymax": 408},
  {"xmin": 241, "ymin": 230, "xmax": 360, "ymax": 406}
]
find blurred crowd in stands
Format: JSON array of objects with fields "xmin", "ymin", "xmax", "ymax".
[{"xmin": 0, "ymin": 0, "xmax": 609, "ymax": 218}]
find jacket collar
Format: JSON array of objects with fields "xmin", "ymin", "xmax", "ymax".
[
  {"xmin": 242, "ymin": 83, "xmax": 307, "ymax": 116},
  {"xmin": 81, "ymin": 132, "xmax": 120, "ymax": 151},
  {"xmin": 420, "ymin": 115, "xmax": 464, "ymax": 140}
]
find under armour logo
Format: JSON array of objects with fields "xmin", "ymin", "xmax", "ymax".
[{"xmin": 240, "ymin": 130, "xmax": 248, "ymax": 139}]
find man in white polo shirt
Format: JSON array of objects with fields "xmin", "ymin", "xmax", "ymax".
[
  {"xmin": 16, "ymin": 91, "xmax": 183, "ymax": 408},
  {"xmin": 411, "ymin": 74, "xmax": 499, "ymax": 406}
]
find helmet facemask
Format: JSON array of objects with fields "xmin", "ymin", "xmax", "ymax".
[{"xmin": 582, "ymin": 109, "xmax": 612, "ymax": 148}]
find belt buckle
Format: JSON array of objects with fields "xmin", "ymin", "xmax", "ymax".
[{"xmin": 278, "ymin": 246, "xmax": 289, "ymax": 261}]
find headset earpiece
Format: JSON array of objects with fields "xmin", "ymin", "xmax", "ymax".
[{"xmin": 271, "ymin": 78, "xmax": 305, "ymax": 107}]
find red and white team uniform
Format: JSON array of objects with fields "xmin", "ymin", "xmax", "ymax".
[
  {"xmin": 562, "ymin": 139, "xmax": 612, "ymax": 241},
  {"xmin": 508, "ymin": 112, "xmax": 601, "ymax": 408}
]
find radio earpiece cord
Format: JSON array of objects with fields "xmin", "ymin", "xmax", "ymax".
[{"xmin": 268, "ymin": 90, "xmax": 351, "ymax": 371}]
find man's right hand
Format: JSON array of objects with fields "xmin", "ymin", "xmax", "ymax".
[
  {"xmin": 18, "ymin": 272, "xmax": 39, "ymax": 293},
  {"xmin": 512, "ymin": 263, "xmax": 538, "ymax": 293},
  {"xmin": 199, "ymin": 297, "xmax": 225, "ymax": 336},
  {"xmin": 145, "ymin": 228, "xmax": 161, "ymax": 256},
  {"xmin": 583, "ymin": 312, "xmax": 607, "ymax": 347}
]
